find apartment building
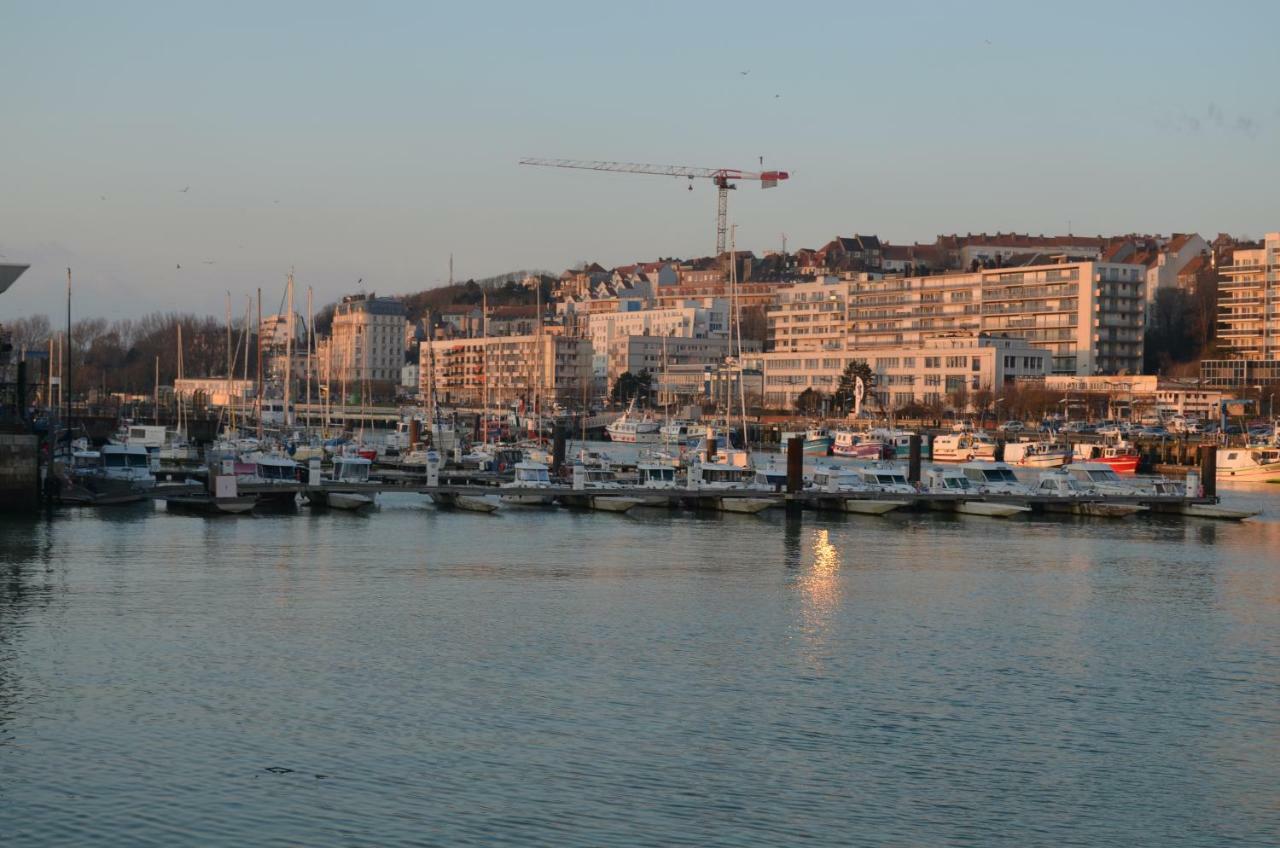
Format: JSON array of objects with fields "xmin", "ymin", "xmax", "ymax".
[
  {"xmin": 1215, "ymin": 232, "xmax": 1280, "ymax": 361},
  {"xmin": 763, "ymin": 333, "xmax": 1048, "ymax": 410},
  {"xmin": 846, "ymin": 259, "xmax": 1146, "ymax": 375},
  {"xmin": 318, "ymin": 294, "xmax": 408, "ymax": 400},
  {"xmin": 421, "ymin": 333, "xmax": 592, "ymax": 410},
  {"xmin": 766, "ymin": 278, "xmax": 847, "ymax": 354},
  {"xmin": 605, "ymin": 335, "xmax": 749, "ymax": 391}
]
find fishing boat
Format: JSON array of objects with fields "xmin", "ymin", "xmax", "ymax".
[
  {"xmin": 500, "ymin": 461, "xmax": 557, "ymax": 506},
  {"xmin": 922, "ymin": 467, "xmax": 1029, "ymax": 517},
  {"xmin": 1072, "ymin": 438, "xmax": 1140, "ymax": 474},
  {"xmin": 931, "ymin": 432, "xmax": 998, "ymax": 463},
  {"xmin": 831, "ymin": 429, "xmax": 886, "ymax": 459},
  {"xmin": 779, "ymin": 427, "xmax": 833, "ymax": 457},
  {"xmin": 1062, "ymin": 462, "xmax": 1144, "ymax": 496},
  {"xmin": 605, "ymin": 401, "xmax": 661, "ymax": 443},
  {"xmin": 658, "ymin": 420, "xmax": 699, "ymax": 446},
  {"xmin": 1215, "ymin": 445, "xmax": 1280, "ymax": 482},
  {"xmin": 872, "ymin": 428, "xmax": 926, "ymax": 459},
  {"xmin": 1003, "ymin": 439, "xmax": 1072, "ymax": 469}
]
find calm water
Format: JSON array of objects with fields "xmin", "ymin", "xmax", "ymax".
[{"xmin": 2, "ymin": 488, "xmax": 1279, "ymax": 846}]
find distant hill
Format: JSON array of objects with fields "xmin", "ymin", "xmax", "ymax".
[{"xmin": 313, "ymin": 270, "xmax": 555, "ymax": 333}]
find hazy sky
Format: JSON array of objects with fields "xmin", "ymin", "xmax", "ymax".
[{"xmin": 2, "ymin": 0, "xmax": 1278, "ymax": 321}]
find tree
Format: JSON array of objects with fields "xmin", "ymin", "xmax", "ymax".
[
  {"xmin": 610, "ymin": 369, "xmax": 653, "ymax": 406},
  {"xmin": 948, "ymin": 382, "xmax": 970, "ymax": 415},
  {"xmin": 832, "ymin": 359, "xmax": 874, "ymax": 416},
  {"xmin": 794, "ymin": 388, "xmax": 825, "ymax": 416},
  {"xmin": 972, "ymin": 388, "xmax": 995, "ymax": 424}
]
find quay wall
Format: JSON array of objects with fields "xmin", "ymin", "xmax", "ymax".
[{"xmin": 0, "ymin": 432, "xmax": 39, "ymax": 512}]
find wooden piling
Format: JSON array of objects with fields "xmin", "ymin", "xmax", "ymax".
[
  {"xmin": 907, "ymin": 434, "xmax": 922, "ymax": 484},
  {"xmin": 551, "ymin": 426, "xmax": 566, "ymax": 475},
  {"xmin": 1199, "ymin": 444, "xmax": 1216, "ymax": 499},
  {"xmin": 786, "ymin": 437, "xmax": 803, "ymax": 494}
]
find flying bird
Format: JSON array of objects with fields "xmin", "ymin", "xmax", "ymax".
[
  {"xmin": 739, "ymin": 70, "xmax": 749, "ymax": 76},
  {"xmin": 100, "ymin": 195, "xmax": 107, "ymax": 200},
  {"xmin": 176, "ymin": 263, "xmax": 182, "ymax": 270},
  {"xmin": 179, "ymin": 186, "xmax": 190, "ymax": 193}
]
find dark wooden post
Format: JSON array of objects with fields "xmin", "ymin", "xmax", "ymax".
[
  {"xmin": 408, "ymin": 418, "xmax": 421, "ymax": 448},
  {"xmin": 551, "ymin": 425, "xmax": 566, "ymax": 476},
  {"xmin": 1198, "ymin": 444, "xmax": 1216, "ymax": 499},
  {"xmin": 786, "ymin": 436, "xmax": 803, "ymax": 494},
  {"xmin": 907, "ymin": 434, "xmax": 922, "ymax": 484}
]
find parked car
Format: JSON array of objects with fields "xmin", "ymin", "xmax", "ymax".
[{"xmin": 997, "ymin": 420, "xmax": 1025, "ymax": 433}]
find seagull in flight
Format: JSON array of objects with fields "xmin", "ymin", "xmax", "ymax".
[
  {"xmin": 739, "ymin": 70, "xmax": 750, "ymax": 76},
  {"xmin": 176, "ymin": 263, "xmax": 182, "ymax": 270},
  {"xmin": 179, "ymin": 185, "xmax": 190, "ymax": 193}
]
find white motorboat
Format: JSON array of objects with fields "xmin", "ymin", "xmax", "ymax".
[
  {"xmin": 923, "ymin": 467, "xmax": 1028, "ymax": 518},
  {"xmin": 850, "ymin": 463, "xmax": 918, "ymax": 495},
  {"xmin": 1062, "ymin": 462, "xmax": 1143, "ymax": 496},
  {"xmin": 500, "ymin": 461, "xmax": 557, "ymax": 506},
  {"xmin": 430, "ymin": 491, "xmax": 501, "ymax": 512},
  {"xmin": 1004, "ymin": 440, "xmax": 1072, "ymax": 469},
  {"xmin": 1033, "ymin": 471, "xmax": 1146, "ymax": 517},
  {"xmin": 1215, "ymin": 445, "xmax": 1280, "ymax": 483},
  {"xmin": 809, "ymin": 466, "xmax": 907, "ymax": 514},
  {"xmin": 62, "ymin": 445, "xmax": 157, "ymax": 505},
  {"xmin": 561, "ymin": 465, "xmax": 642, "ymax": 512},
  {"xmin": 959, "ymin": 462, "xmax": 1033, "ymax": 495},
  {"xmin": 931, "ymin": 432, "xmax": 998, "ymax": 463},
  {"xmin": 313, "ymin": 456, "xmax": 377, "ymax": 510},
  {"xmin": 685, "ymin": 459, "xmax": 775, "ymax": 514}
]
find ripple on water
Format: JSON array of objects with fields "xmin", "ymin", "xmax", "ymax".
[{"xmin": 0, "ymin": 497, "xmax": 1278, "ymax": 846}]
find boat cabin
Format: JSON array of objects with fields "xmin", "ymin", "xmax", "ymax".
[
  {"xmin": 637, "ymin": 464, "xmax": 678, "ymax": 487},
  {"xmin": 512, "ymin": 462, "xmax": 552, "ymax": 486},
  {"xmin": 331, "ymin": 456, "xmax": 372, "ymax": 483}
]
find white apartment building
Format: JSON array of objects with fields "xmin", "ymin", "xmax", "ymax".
[
  {"xmin": 581, "ymin": 298, "xmax": 729, "ymax": 385},
  {"xmin": 319, "ymin": 293, "xmax": 408, "ymax": 398},
  {"xmin": 421, "ymin": 333, "xmax": 592, "ymax": 410},
  {"xmin": 766, "ymin": 278, "xmax": 846, "ymax": 354},
  {"xmin": 763, "ymin": 333, "xmax": 1048, "ymax": 410},
  {"xmin": 1216, "ymin": 232, "xmax": 1280, "ymax": 361},
  {"xmin": 846, "ymin": 259, "xmax": 1145, "ymax": 375}
]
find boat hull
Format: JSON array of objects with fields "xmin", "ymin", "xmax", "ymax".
[
  {"xmin": 840, "ymin": 498, "xmax": 907, "ymax": 515},
  {"xmin": 954, "ymin": 501, "xmax": 1030, "ymax": 518},
  {"xmin": 326, "ymin": 492, "xmax": 376, "ymax": 510},
  {"xmin": 499, "ymin": 492, "xmax": 557, "ymax": 506}
]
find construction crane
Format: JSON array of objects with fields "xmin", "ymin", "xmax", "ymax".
[{"xmin": 519, "ymin": 158, "xmax": 790, "ymax": 256}]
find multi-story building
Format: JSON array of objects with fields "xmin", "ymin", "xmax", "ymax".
[
  {"xmin": 1202, "ymin": 232, "xmax": 1280, "ymax": 389},
  {"xmin": 605, "ymin": 336, "xmax": 748, "ymax": 391},
  {"xmin": 845, "ymin": 259, "xmax": 1146, "ymax": 375},
  {"xmin": 421, "ymin": 333, "xmax": 592, "ymax": 410},
  {"xmin": 763, "ymin": 333, "xmax": 1049, "ymax": 410},
  {"xmin": 318, "ymin": 293, "xmax": 408, "ymax": 401},
  {"xmin": 1215, "ymin": 232, "xmax": 1280, "ymax": 361},
  {"xmin": 766, "ymin": 278, "xmax": 847, "ymax": 354}
]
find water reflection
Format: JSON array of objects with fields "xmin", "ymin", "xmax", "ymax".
[{"xmin": 791, "ymin": 528, "xmax": 843, "ymax": 670}]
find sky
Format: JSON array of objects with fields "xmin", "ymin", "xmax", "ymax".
[{"xmin": 2, "ymin": 0, "xmax": 1278, "ymax": 322}]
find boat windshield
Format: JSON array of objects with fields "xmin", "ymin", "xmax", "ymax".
[
  {"xmin": 1087, "ymin": 469, "xmax": 1121, "ymax": 482},
  {"xmin": 945, "ymin": 477, "xmax": 970, "ymax": 489},
  {"xmin": 643, "ymin": 468, "xmax": 675, "ymax": 482},
  {"xmin": 703, "ymin": 468, "xmax": 746, "ymax": 484},
  {"xmin": 984, "ymin": 469, "xmax": 1019, "ymax": 482},
  {"xmin": 876, "ymin": 473, "xmax": 908, "ymax": 485},
  {"xmin": 259, "ymin": 463, "xmax": 295, "ymax": 480},
  {"xmin": 337, "ymin": 462, "xmax": 370, "ymax": 482},
  {"xmin": 104, "ymin": 452, "xmax": 149, "ymax": 469},
  {"xmin": 517, "ymin": 468, "xmax": 551, "ymax": 483},
  {"xmin": 586, "ymin": 470, "xmax": 615, "ymax": 483}
]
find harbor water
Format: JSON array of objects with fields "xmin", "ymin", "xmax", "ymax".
[{"xmin": 2, "ymin": 486, "xmax": 1279, "ymax": 845}]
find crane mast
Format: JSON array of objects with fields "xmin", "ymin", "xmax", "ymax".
[{"xmin": 519, "ymin": 157, "xmax": 789, "ymax": 256}]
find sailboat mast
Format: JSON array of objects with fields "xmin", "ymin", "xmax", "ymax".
[
  {"xmin": 283, "ymin": 272, "xmax": 294, "ymax": 429},
  {"xmin": 256, "ymin": 287, "xmax": 264, "ymax": 439},
  {"xmin": 306, "ymin": 285, "xmax": 313, "ymax": 431},
  {"xmin": 64, "ymin": 268, "xmax": 71, "ymax": 450},
  {"xmin": 730, "ymin": 226, "xmax": 748, "ymax": 451},
  {"xmin": 482, "ymin": 290, "xmax": 489, "ymax": 447}
]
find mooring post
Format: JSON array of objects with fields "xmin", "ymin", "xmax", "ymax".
[
  {"xmin": 705, "ymin": 425, "xmax": 716, "ymax": 464},
  {"xmin": 551, "ymin": 425, "xmax": 566, "ymax": 476},
  {"xmin": 907, "ymin": 434, "xmax": 922, "ymax": 484},
  {"xmin": 408, "ymin": 418, "xmax": 421, "ymax": 449},
  {"xmin": 786, "ymin": 435, "xmax": 804, "ymax": 515},
  {"xmin": 1198, "ymin": 444, "xmax": 1216, "ymax": 499}
]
